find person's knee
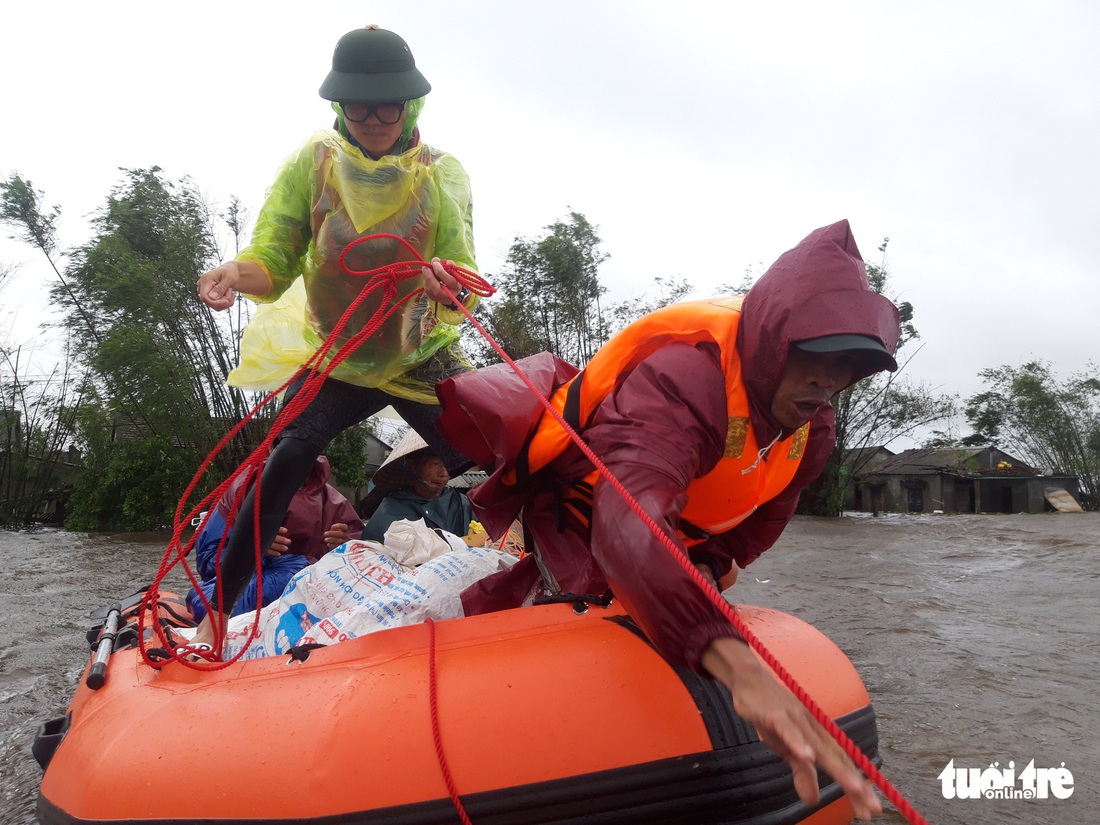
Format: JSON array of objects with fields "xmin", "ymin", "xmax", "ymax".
[{"xmin": 268, "ymin": 437, "xmax": 323, "ymax": 475}]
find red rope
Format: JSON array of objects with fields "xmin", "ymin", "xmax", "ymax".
[
  {"xmin": 141, "ymin": 234, "xmax": 926, "ymax": 824},
  {"xmin": 139, "ymin": 236, "xmax": 492, "ymax": 668},
  {"xmin": 427, "ymin": 618, "xmax": 474, "ymax": 825},
  {"xmin": 443, "ymin": 301, "xmax": 931, "ymax": 825}
]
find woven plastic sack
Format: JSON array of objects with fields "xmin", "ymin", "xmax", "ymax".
[{"xmin": 220, "ymin": 534, "xmax": 517, "ymax": 660}]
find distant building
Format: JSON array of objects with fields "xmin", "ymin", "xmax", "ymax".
[
  {"xmin": 363, "ymin": 433, "xmax": 392, "ymax": 480},
  {"xmin": 841, "ymin": 446, "xmax": 896, "ymax": 511},
  {"xmin": 851, "ymin": 447, "xmax": 1081, "ymax": 514}
]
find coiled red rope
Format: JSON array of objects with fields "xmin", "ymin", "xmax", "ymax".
[
  {"xmin": 139, "ymin": 235, "xmax": 491, "ymax": 667},
  {"xmin": 142, "ymin": 234, "xmax": 926, "ymax": 823}
]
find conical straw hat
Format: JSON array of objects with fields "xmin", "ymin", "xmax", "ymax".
[{"xmin": 371, "ymin": 429, "xmax": 434, "ymax": 490}]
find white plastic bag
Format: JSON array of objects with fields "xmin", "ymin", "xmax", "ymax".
[{"xmin": 382, "ymin": 518, "xmax": 453, "ymax": 566}]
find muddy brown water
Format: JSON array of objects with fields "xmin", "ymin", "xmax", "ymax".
[{"xmin": 1, "ymin": 513, "xmax": 1097, "ymax": 824}]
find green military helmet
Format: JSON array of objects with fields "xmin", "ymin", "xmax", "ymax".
[{"xmin": 319, "ymin": 28, "xmax": 431, "ymax": 103}]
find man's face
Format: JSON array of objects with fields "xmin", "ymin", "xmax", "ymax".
[
  {"xmin": 411, "ymin": 455, "xmax": 451, "ymax": 499},
  {"xmin": 770, "ymin": 348, "xmax": 857, "ymax": 429},
  {"xmin": 344, "ymin": 106, "xmax": 408, "ymax": 159}
]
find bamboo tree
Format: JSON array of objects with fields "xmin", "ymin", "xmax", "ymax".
[
  {"xmin": 467, "ymin": 212, "xmax": 610, "ymax": 367},
  {"xmin": 965, "ymin": 361, "xmax": 1099, "ymax": 506},
  {"xmin": 1, "ymin": 169, "xmax": 272, "ymax": 529},
  {"xmin": 0, "ymin": 338, "xmax": 87, "ymax": 526}
]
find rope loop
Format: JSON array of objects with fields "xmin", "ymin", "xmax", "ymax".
[{"xmin": 339, "ymin": 233, "xmax": 495, "ymax": 299}]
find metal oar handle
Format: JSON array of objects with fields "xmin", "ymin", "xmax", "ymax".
[{"xmin": 86, "ymin": 603, "xmax": 122, "ymax": 690}]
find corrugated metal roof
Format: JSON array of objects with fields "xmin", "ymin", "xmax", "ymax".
[{"xmin": 449, "ymin": 469, "xmax": 488, "ymax": 489}]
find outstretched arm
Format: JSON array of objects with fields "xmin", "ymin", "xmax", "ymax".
[{"xmin": 702, "ymin": 639, "xmax": 881, "ymax": 820}]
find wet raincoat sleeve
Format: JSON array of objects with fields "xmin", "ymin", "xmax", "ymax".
[
  {"xmin": 584, "ymin": 343, "xmax": 742, "ymax": 670},
  {"xmin": 425, "ymin": 154, "xmax": 479, "ymax": 325},
  {"xmin": 583, "ymin": 342, "xmax": 836, "ymax": 670},
  {"xmin": 235, "ymin": 142, "xmax": 315, "ymax": 302},
  {"xmin": 194, "ymin": 508, "xmax": 230, "ymax": 582}
]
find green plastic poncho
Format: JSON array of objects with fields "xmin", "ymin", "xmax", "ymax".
[{"xmin": 228, "ymin": 115, "xmax": 477, "ymax": 405}]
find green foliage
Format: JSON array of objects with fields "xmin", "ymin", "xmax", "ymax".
[
  {"xmin": 466, "ymin": 211, "xmax": 697, "ymax": 368},
  {"xmin": 64, "ymin": 399, "xmax": 201, "ymax": 531},
  {"xmin": 796, "ymin": 451, "xmax": 851, "ymax": 517},
  {"xmin": 0, "ymin": 173, "xmax": 60, "ymax": 255},
  {"xmin": 0, "ymin": 358, "xmax": 84, "ymax": 527},
  {"xmin": 325, "ymin": 420, "xmax": 374, "ymax": 490},
  {"xmin": 2, "ymin": 168, "xmax": 270, "ymax": 530},
  {"xmin": 1, "ymin": 175, "xmax": 92, "ymax": 525},
  {"xmin": 964, "ymin": 361, "xmax": 1099, "ymax": 506},
  {"xmin": 467, "ymin": 211, "xmax": 610, "ymax": 367}
]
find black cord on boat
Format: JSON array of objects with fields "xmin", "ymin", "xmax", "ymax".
[
  {"xmin": 286, "ymin": 643, "xmax": 326, "ymax": 663},
  {"xmin": 533, "ymin": 589, "xmax": 614, "ymax": 614}
]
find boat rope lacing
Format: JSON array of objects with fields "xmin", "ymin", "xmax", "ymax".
[{"xmin": 141, "ymin": 234, "xmax": 927, "ymax": 825}]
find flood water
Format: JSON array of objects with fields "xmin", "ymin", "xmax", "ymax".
[{"xmin": 1, "ymin": 513, "xmax": 1097, "ymax": 824}]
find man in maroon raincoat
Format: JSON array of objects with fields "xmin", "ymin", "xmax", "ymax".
[{"xmin": 436, "ymin": 220, "xmax": 899, "ymax": 820}]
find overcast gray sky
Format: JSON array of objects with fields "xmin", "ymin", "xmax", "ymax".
[{"xmin": 2, "ymin": 1, "xmax": 1097, "ymax": 445}]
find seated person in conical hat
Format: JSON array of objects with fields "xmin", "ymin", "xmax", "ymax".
[{"xmin": 362, "ymin": 430, "xmax": 474, "ymax": 544}]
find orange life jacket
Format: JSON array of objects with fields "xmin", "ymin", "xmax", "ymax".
[{"xmin": 512, "ymin": 297, "xmax": 810, "ymax": 543}]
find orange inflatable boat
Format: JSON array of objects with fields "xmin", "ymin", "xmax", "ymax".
[{"xmin": 35, "ymin": 589, "xmax": 879, "ymax": 824}]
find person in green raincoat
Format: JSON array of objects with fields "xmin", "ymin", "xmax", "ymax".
[{"xmin": 192, "ymin": 26, "xmax": 478, "ymax": 650}]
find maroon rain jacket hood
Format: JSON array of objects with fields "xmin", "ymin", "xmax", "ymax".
[
  {"xmin": 217, "ymin": 456, "xmax": 363, "ymax": 563},
  {"xmin": 739, "ymin": 219, "xmax": 901, "ymax": 446}
]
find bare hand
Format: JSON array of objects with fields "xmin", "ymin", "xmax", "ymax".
[
  {"xmin": 265, "ymin": 526, "xmax": 291, "ymax": 558},
  {"xmin": 701, "ymin": 637, "xmax": 882, "ymax": 821},
  {"xmin": 197, "ymin": 260, "xmax": 271, "ymax": 309},
  {"xmin": 323, "ymin": 522, "xmax": 352, "ymax": 550},
  {"xmin": 197, "ymin": 262, "xmax": 243, "ymax": 310},
  {"xmin": 420, "ymin": 258, "xmax": 464, "ymax": 307},
  {"xmin": 694, "ymin": 562, "xmax": 717, "ymax": 588}
]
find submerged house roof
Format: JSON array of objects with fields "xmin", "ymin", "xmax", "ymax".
[
  {"xmin": 842, "ymin": 445, "xmax": 896, "ymax": 474},
  {"xmin": 867, "ymin": 447, "xmax": 1034, "ymax": 478}
]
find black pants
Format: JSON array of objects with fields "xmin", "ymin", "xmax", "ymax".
[{"xmin": 212, "ymin": 374, "xmax": 472, "ymax": 615}]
